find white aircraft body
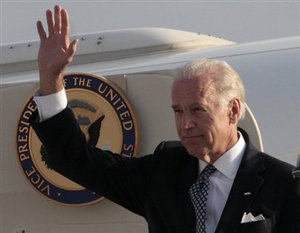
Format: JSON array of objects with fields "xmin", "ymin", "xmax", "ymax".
[{"xmin": 0, "ymin": 28, "xmax": 299, "ymax": 233}]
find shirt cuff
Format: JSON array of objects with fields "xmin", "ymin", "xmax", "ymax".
[{"xmin": 33, "ymin": 89, "xmax": 68, "ymax": 122}]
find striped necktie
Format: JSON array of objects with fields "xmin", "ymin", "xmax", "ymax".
[{"xmin": 189, "ymin": 165, "xmax": 217, "ymax": 233}]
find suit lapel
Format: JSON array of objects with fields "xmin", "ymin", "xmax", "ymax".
[
  {"xmin": 174, "ymin": 153, "xmax": 198, "ymax": 233},
  {"xmin": 215, "ymin": 143, "xmax": 265, "ymax": 233},
  {"xmin": 154, "ymin": 144, "xmax": 198, "ymax": 233}
]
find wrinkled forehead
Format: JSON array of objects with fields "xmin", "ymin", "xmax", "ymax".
[
  {"xmin": 172, "ymin": 76, "xmax": 216, "ymax": 97},
  {"xmin": 171, "ymin": 77, "xmax": 221, "ymax": 109}
]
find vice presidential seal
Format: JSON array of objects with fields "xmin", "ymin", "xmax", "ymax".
[{"xmin": 16, "ymin": 73, "xmax": 139, "ymax": 206}]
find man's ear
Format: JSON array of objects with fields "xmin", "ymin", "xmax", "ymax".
[{"xmin": 229, "ymin": 98, "xmax": 241, "ymax": 124}]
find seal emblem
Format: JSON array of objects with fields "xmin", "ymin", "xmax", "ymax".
[{"xmin": 16, "ymin": 73, "xmax": 139, "ymax": 206}]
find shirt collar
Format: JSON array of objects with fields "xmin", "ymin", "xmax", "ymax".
[{"xmin": 199, "ymin": 131, "xmax": 246, "ymax": 180}]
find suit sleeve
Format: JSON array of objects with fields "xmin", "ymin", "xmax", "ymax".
[
  {"xmin": 31, "ymin": 107, "xmax": 150, "ymax": 216},
  {"xmin": 277, "ymin": 175, "xmax": 300, "ymax": 233}
]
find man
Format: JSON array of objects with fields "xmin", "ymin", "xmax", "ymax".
[{"xmin": 31, "ymin": 5, "xmax": 299, "ymax": 233}]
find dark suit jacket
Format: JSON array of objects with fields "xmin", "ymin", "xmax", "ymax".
[{"xmin": 31, "ymin": 107, "xmax": 300, "ymax": 233}]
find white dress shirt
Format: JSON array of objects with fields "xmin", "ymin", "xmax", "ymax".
[
  {"xmin": 199, "ymin": 132, "xmax": 246, "ymax": 233},
  {"xmin": 34, "ymin": 89, "xmax": 68, "ymax": 122},
  {"xmin": 34, "ymin": 89, "xmax": 246, "ymax": 233}
]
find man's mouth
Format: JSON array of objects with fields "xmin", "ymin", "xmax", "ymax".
[{"xmin": 183, "ymin": 135, "xmax": 203, "ymax": 140}]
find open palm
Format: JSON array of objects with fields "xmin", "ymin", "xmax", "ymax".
[{"xmin": 37, "ymin": 5, "xmax": 78, "ymax": 95}]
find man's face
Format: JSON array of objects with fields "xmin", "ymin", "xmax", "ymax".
[{"xmin": 171, "ymin": 76, "xmax": 235, "ymax": 162}]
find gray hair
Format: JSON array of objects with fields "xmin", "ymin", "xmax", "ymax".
[{"xmin": 178, "ymin": 59, "xmax": 246, "ymax": 119}]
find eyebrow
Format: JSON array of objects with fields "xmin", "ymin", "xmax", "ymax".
[{"xmin": 171, "ymin": 104, "xmax": 179, "ymax": 110}]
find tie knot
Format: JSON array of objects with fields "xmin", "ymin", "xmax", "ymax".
[{"xmin": 200, "ymin": 165, "xmax": 216, "ymax": 178}]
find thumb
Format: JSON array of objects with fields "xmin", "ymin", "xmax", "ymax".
[{"xmin": 67, "ymin": 39, "xmax": 79, "ymax": 62}]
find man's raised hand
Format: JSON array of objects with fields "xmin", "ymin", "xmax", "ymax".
[{"xmin": 37, "ymin": 5, "xmax": 78, "ymax": 95}]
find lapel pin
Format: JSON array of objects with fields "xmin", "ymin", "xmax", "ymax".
[{"xmin": 243, "ymin": 192, "xmax": 252, "ymax": 196}]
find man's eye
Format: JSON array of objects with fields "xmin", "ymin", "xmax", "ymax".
[
  {"xmin": 173, "ymin": 109, "xmax": 182, "ymax": 114},
  {"xmin": 193, "ymin": 107, "xmax": 205, "ymax": 113}
]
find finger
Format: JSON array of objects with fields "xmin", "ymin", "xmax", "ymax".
[
  {"xmin": 61, "ymin": 8, "xmax": 70, "ymax": 36},
  {"xmin": 54, "ymin": 5, "xmax": 62, "ymax": 33},
  {"xmin": 46, "ymin": 9, "xmax": 54, "ymax": 35},
  {"xmin": 36, "ymin": 21, "xmax": 46, "ymax": 41},
  {"xmin": 66, "ymin": 39, "xmax": 79, "ymax": 62}
]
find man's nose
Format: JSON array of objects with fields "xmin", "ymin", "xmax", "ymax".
[{"xmin": 182, "ymin": 114, "xmax": 196, "ymax": 129}]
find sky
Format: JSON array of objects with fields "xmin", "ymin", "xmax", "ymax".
[{"xmin": 1, "ymin": 0, "xmax": 300, "ymax": 45}]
